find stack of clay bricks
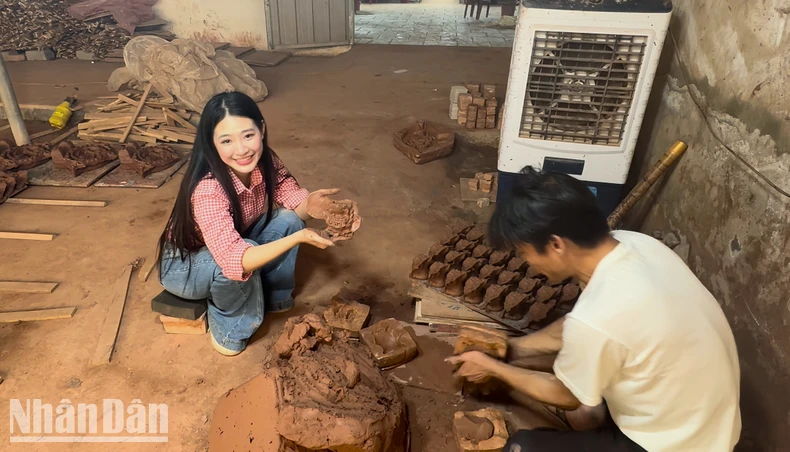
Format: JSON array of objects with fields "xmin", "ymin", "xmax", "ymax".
[
  {"xmin": 458, "ymin": 83, "xmax": 498, "ymax": 130},
  {"xmin": 410, "ymin": 225, "xmax": 581, "ymax": 330},
  {"xmin": 468, "ymin": 172, "xmax": 495, "ymax": 194}
]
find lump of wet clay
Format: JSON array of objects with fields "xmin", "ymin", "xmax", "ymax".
[
  {"xmin": 273, "ymin": 315, "xmax": 408, "ymax": 452},
  {"xmin": 461, "ymin": 257, "xmax": 485, "ymax": 273},
  {"xmin": 445, "ymin": 250, "xmax": 469, "ymax": 267},
  {"xmin": 482, "ymin": 284, "xmax": 508, "ymax": 312},
  {"xmin": 518, "ymin": 277, "xmax": 540, "ymax": 294},
  {"xmin": 536, "ymin": 284, "xmax": 561, "ymax": 303},
  {"xmin": 51, "ymin": 141, "xmax": 117, "ymax": 176},
  {"xmin": 455, "ymin": 239, "xmax": 476, "ymax": 252},
  {"xmin": 560, "ymin": 283, "xmax": 581, "ymax": 303},
  {"xmin": 274, "ymin": 313, "xmax": 333, "ymax": 358},
  {"xmin": 319, "ymin": 199, "xmax": 362, "ymax": 242},
  {"xmin": 119, "ymin": 142, "xmax": 180, "ymax": 177},
  {"xmin": 360, "ymin": 318, "xmax": 418, "ymax": 369},
  {"xmin": 0, "ymin": 171, "xmax": 28, "ymax": 203},
  {"xmin": 497, "ymin": 270, "xmax": 520, "ymax": 286},
  {"xmin": 454, "ymin": 325, "xmax": 508, "ymax": 359},
  {"xmin": 504, "ymin": 292, "xmax": 531, "ymax": 320},
  {"xmin": 444, "ymin": 269, "xmax": 469, "ymax": 297},
  {"xmin": 428, "ymin": 261, "xmax": 452, "ymax": 288},
  {"xmin": 463, "ymin": 276, "xmax": 488, "ymax": 305},
  {"xmin": 429, "ymin": 243, "xmax": 451, "ymax": 261},
  {"xmin": 465, "ymin": 227, "xmax": 486, "ymax": 243},
  {"xmin": 488, "ymin": 250, "xmax": 514, "ymax": 267},
  {"xmin": 410, "ymin": 254, "xmax": 432, "ymax": 280},
  {"xmin": 479, "ymin": 264, "xmax": 503, "ymax": 281},
  {"xmin": 527, "ymin": 298, "xmax": 557, "ymax": 325},
  {"xmin": 322, "ymin": 296, "xmax": 371, "ymax": 337},
  {"xmin": 472, "ymin": 244, "xmax": 493, "ymax": 259},
  {"xmin": 506, "ymin": 257, "xmax": 528, "ymax": 273},
  {"xmin": 0, "ymin": 141, "xmax": 52, "ymax": 171},
  {"xmin": 453, "ymin": 408, "xmax": 509, "ymax": 452}
]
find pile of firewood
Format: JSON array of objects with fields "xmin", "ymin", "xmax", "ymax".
[{"xmin": 75, "ymin": 86, "xmax": 196, "ymax": 150}]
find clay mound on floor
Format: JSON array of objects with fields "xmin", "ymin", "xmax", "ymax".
[
  {"xmin": 0, "ymin": 170, "xmax": 28, "ymax": 203},
  {"xmin": 119, "ymin": 143, "xmax": 181, "ymax": 177},
  {"xmin": 0, "ymin": 140, "xmax": 52, "ymax": 171},
  {"xmin": 52, "ymin": 141, "xmax": 118, "ymax": 176},
  {"xmin": 211, "ymin": 314, "xmax": 408, "ymax": 452}
]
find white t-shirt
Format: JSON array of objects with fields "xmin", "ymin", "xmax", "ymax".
[{"xmin": 554, "ymin": 230, "xmax": 741, "ymax": 451}]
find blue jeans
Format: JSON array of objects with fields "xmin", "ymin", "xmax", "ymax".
[{"xmin": 159, "ymin": 209, "xmax": 304, "ymax": 352}]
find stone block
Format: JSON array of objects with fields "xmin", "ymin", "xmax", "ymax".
[
  {"xmin": 450, "ymin": 85, "xmax": 469, "ymax": 103},
  {"xmin": 76, "ymin": 50, "xmax": 96, "ymax": 60},
  {"xmin": 2, "ymin": 51, "xmax": 25, "ymax": 62},
  {"xmin": 25, "ymin": 48, "xmax": 55, "ymax": 61}
]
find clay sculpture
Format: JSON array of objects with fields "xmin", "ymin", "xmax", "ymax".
[
  {"xmin": 442, "ymin": 234, "xmax": 462, "ymax": 248},
  {"xmin": 560, "ymin": 283, "xmax": 581, "ymax": 303},
  {"xmin": 393, "ymin": 120, "xmax": 455, "ymax": 164},
  {"xmin": 518, "ymin": 277, "xmax": 541, "ymax": 294},
  {"xmin": 463, "ymin": 276, "xmax": 488, "ymax": 304},
  {"xmin": 536, "ymin": 285, "xmax": 561, "ymax": 303},
  {"xmin": 322, "ymin": 296, "xmax": 371, "ymax": 337},
  {"xmin": 455, "ymin": 239, "xmax": 476, "ymax": 252},
  {"xmin": 319, "ymin": 199, "xmax": 362, "ymax": 242},
  {"xmin": 410, "ymin": 254, "xmax": 432, "ymax": 280},
  {"xmin": 472, "ymin": 244, "xmax": 492, "ymax": 259},
  {"xmin": 506, "ymin": 257, "xmax": 529, "ymax": 273},
  {"xmin": 428, "ymin": 243, "xmax": 451, "ymax": 261},
  {"xmin": 465, "ymin": 227, "xmax": 485, "ymax": 243},
  {"xmin": 445, "ymin": 250, "xmax": 469, "ymax": 268},
  {"xmin": 428, "ymin": 262, "xmax": 452, "ymax": 288},
  {"xmin": 51, "ymin": 141, "xmax": 117, "ymax": 176},
  {"xmin": 360, "ymin": 318, "xmax": 418, "ymax": 368},
  {"xmin": 0, "ymin": 141, "xmax": 51, "ymax": 171},
  {"xmin": 527, "ymin": 298, "xmax": 557, "ymax": 325},
  {"xmin": 461, "ymin": 257, "xmax": 485, "ymax": 273},
  {"xmin": 444, "ymin": 269, "xmax": 469, "ymax": 297},
  {"xmin": 453, "ymin": 408, "xmax": 509, "ymax": 452},
  {"xmin": 488, "ymin": 250, "xmax": 513, "ymax": 267},
  {"xmin": 479, "ymin": 264, "xmax": 503, "ymax": 281},
  {"xmin": 482, "ymin": 284, "xmax": 508, "ymax": 312},
  {"xmin": 0, "ymin": 171, "xmax": 28, "ymax": 203},
  {"xmin": 453, "ymin": 325, "xmax": 508, "ymax": 359},
  {"xmin": 504, "ymin": 292, "xmax": 531, "ymax": 320},
  {"xmin": 497, "ymin": 270, "xmax": 520, "ymax": 286},
  {"xmin": 119, "ymin": 142, "xmax": 180, "ymax": 177}
]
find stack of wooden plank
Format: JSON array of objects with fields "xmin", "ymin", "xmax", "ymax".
[{"xmin": 77, "ymin": 87, "xmax": 196, "ymax": 150}]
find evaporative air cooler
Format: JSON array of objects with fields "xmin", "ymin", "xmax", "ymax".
[{"xmin": 497, "ymin": 0, "xmax": 673, "ymax": 215}]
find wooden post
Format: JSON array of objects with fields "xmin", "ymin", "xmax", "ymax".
[{"xmin": 0, "ymin": 57, "xmax": 29, "ymax": 145}]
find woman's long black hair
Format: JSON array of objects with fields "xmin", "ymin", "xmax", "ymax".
[{"xmin": 156, "ymin": 91, "xmax": 283, "ymax": 278}]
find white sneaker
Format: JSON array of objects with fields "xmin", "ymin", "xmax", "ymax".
[{"xmin": 210, "ymin": 332, "xmax": 242, "ymax": 356}]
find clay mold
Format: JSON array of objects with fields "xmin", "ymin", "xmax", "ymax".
[
  {"xmin": 119, "ymin": 142, "xmax": 180, "ymax": 177},
  {"xmin": 322, "ymin": 296, "xmax": 371, "ymax": 337},
  {"xmin": 359, "ymin": 318, "xmax": 418, "ymax": 369},
  {"xmin": 51, "ymin": 141, "xmax": 117, "ymax": 176},
  {"xmin": 453, "ymin": 408, "xmax": 509, "ymax": 452}
]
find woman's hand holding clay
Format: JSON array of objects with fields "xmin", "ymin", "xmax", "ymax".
[
  {"xmin": 305, "ymin": 188, "xmax": 342, "ymax": 219},
  {"xmin": 304, "ymin": 188, "xmax": 362, "ymax": 242},
  {"xmin": 299, "ymin": 228, "xmax": 335, "ymax": 249}
]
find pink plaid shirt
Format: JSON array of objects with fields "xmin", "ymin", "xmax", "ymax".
[{"xmin": 191, "ymin": 155, "xmax": 308, "ymax": 281}]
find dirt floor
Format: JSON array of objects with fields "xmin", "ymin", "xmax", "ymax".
[{"xmin": 0, "ymin": 45, "xmax": 521, "ymax": 451}]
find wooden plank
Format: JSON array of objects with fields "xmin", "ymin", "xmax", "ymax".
[
  {"xmin": 94, "ymin": 151, "xmax": 189, "ymax": 189},
  {"xmin": 313, "ymin": 0, "xmax": 331, "ymax": 43},
  {"xmin": 295, "ymin": 0, "xmax": 315, "ymax": 44},
  {"xmin": 163, "ymin": 108, "xmax": 174, "ymax": 126},
  {"xmin": 163, "ymin": 110, "xmax": 196, "ymax": 131},
  {"xmin": 227, "ymin": 46, "xmax": 256, "ymax": 58},
  {"xmin": 4, "ymin": 198, "xmax": 107, "ymax": 207},
  {"xmin": 50, "ymin": 126, "xmax": 79, "ymax": 146},
  {"xmin": 414, "ymin": 301, "xmax": 509, "ymax": 332},
  {"xmin": 29, "ymin": 128, "xmax": 60, "ymax": 141},
  {"xmin": 0, "ymin": 124, "xmax": 12, "ymax": 133},
  {"xmin": 241, "ymin": 51, "xmax": 291, "ymax": 68},
  {"xmin": 139, "ymin": 257, "xmax": 157, "ymax": 282},
  {"xmin": 270, "ymin": 0, "xmax": 282, "ymax": 48},
  {"xmin": 329, "ymin": 0, "xmax": 348, "ymax": 43},
  {"xmin": 27, "ymin": 160, "xmax": 120, "ymax": 188},
  {"xmin": 78, "ymin": 117, "xmax": 132, "ymax": 129},
  {"xmin": 79, "ymin": 131, "xmax": 157, "ymax": 144},
  {"xmin": 0, "ymin": 231, "xmax": 56, "ymax": 241},
  {"xmin": 0, "ymin": 307, "xmax": 76, "ymax": 323},
  {"xmin": 91, "ymin": 265, "xmax": 134, "ymax": 366},
  {"xmin": 0, "ymin": 281, "xmax": 59, "ymax": 293},
  {"xmin": 117, "ymin": 94, "xmax": 139, "ymax": 107},
  {"xmin": 279, "ymin": 0, "xmax": 299, "ymax": 46},
  {"xmin": 121, "ymin": 84, "xmax": 152, "ymax": 143},
  {"xmin": 211, "ymin": 42, "xmax": 231, "ymax": 50},
  {"xmin": 85, "ymin": 112, "xmax": 137, "ymax": 120},
  {"xmin": 154, "ymin": 127, "xmax": 195, "ymax": 143}
]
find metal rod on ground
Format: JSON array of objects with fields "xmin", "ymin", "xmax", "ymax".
[
  {"xmin": 607, "ymin": 140, "xmax": 688, "ymax": 229},
  {"xmin": 0, "ymin": 57, "xmax": 29, "ymax": 145}
]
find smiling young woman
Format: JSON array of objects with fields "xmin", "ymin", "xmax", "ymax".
[{"xmin": 156, "ymin": 91, "xmax": 343, "ymax": 357}]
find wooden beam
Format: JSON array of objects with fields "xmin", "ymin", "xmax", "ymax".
[
  {"xmin": 4, "ymin": 198, "xmax": 107, "ymax": 207},
  {"xmin": 163, "ymin": 109, "xmax": 196, "ymax": 131},
  {"xmin": 0, "ymin": 231, "xmax": 56, "ymax": 241},
  {"xmin": 0, "ymin": 281, "xmax": 59, "ymax": 294},
  {"xmin": 28, "ymin": 128, "xmax": 60, "ymax": 141},
  {"xmin": 117, "ymin": 94, "xmax": 139, "ymax": 107},
  {"xmin": 0, "ymin": 307, "xmax": 76, "ymax": 322},
  {"xmin": 50, "ymin": 126, "xmax": 78, "ymax": 146},
  {"xmin": 120, "ymin": 84, "xmax": 152, "ymax": 143},
  {"xmin": 91, "ymin": 264, "xmax": 134, "ymax": 366}
]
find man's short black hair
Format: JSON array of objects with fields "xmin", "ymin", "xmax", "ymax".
[{"xmin": 489, "ymin": 166, "xmax": 611, "ymax": 252}]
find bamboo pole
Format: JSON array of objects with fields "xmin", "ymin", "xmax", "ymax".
[{"xmin": 0, "ymin": 58, "xmax": 29, "ymax": 145}]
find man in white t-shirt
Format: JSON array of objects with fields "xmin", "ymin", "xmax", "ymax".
[{"xmin": 447, "ymin": 167, "xmax": 741, "ymax": 451}]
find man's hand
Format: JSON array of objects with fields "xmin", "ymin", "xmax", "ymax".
[
  {"xmin": 445, "ymin": 351, "xmax": 502, "ymax": 383},
  {"xmin": 305, "ymin": 188, "xmax": 341, "ymax": 220}
]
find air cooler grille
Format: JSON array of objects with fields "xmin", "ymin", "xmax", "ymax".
[{"xmin": 521, "ymin": 31, "xmax": 647, "ymax": 146}]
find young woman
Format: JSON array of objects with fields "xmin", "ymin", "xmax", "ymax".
[{"xmin": 157, "ymin": 91, "xmax": 339, "ymax": 357}]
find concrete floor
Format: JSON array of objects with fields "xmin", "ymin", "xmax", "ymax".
[
  {"xmin": 355, "ymin": 0, "xmax": 515, "ymax": 47},
  {"xmin": 0, "ymin": 45, "xmax": 516, "ymax": 450}
]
